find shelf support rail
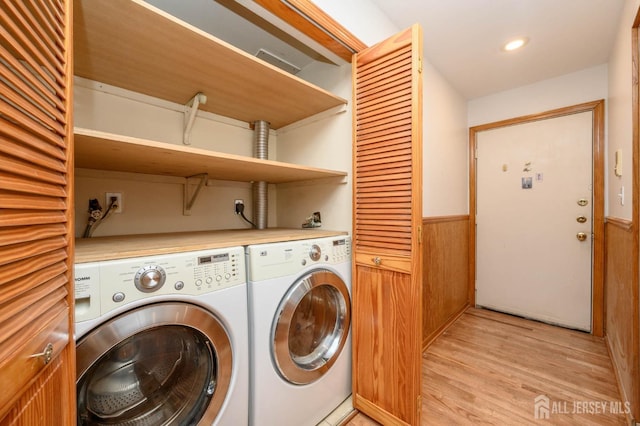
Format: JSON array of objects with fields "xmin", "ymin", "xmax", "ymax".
[
  {"xmin": 183, "ymin": 92, "xmax": 207, "ymax": 145},
  {"xmin": 183, "ymin": 173, "xmax": 208, "ymax": 216}
]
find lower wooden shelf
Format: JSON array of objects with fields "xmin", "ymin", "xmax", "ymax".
[
  {"xmin": 74, "ymin": 128, "xmax": 348, "ymax": 184},
  {"xmin": 75, "ymin": 228, "xmax": 348, "ymax": 263}
]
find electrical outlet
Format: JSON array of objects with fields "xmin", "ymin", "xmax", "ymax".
[
  {"xmin": 234, "ymin": 199, "xmax": 244, "ymax": 214},
  {"xmin": 106, "ymin": 192, "xmax": 123, "ymax": 213}
]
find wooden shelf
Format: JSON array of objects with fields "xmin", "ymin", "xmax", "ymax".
[
  {"xmin": 73, "ymin": 0, "xmax": 347, "ymax": 129},
  {"xmin": 74, "ymin": 128, "xmax": 347, "ymax": 183},
  {"xmin": 75, "ymin": 228, "xmax": 348, "ymax": 263}
]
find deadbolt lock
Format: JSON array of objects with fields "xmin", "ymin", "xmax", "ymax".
[
  {"xmin": 577, "ymin": 199, "xmax": 588, "ymax": 206},
  {"xmin": 576, "ymin": 216, "xmax": 587, "ymax": 223},
  {"xmin": 576, "ymin": 232, "xmax": 588, "ymax": 242}
]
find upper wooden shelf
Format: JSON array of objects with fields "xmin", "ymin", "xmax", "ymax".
[
  {"xmin": 73, "ymin": 0, "xmax": 348, "ymax": 129},
  {"xmin": 74, "ymin": 128, "xmax": 347, "ymax": 183}
]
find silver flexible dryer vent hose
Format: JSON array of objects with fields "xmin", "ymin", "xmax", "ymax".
[{"xmin": 253, "ymin": 120, "xmax": 269, "ymax": 229}]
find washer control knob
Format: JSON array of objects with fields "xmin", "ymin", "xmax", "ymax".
[
  {"xmin": 301, "ymin": 259, "xmax": 307, "ymax": 266},
  {"xmin": 112, "ymin": 292, "xmax": 125, "ymax": 303},
  {"xmin": 134, "ymin": 265, "xmax": 166, "ymax": 293},
  {"xmin": 174, "ymin": 281, "xmax": 184, "ymax": 290},
  {"xmin": 225, "ymin": 273, "xmax": 231, "ymax": 280},
  {"xmin": 309, "ymin": 244, "xmax": 321, "ymax": 261},
  {"xmin": 216, "ymin": 275, "xmax": 222, "ymax": 282},
  {"xmin": 206, "ymin": 276, "xmax": 213, "ymax": 284},
  {"xmin": 195, "ymin": 279, "xmax": 203, "ymax": 286}
]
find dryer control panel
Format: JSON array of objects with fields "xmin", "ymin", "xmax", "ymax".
[
  {"xmin": 246, "ymin": 237, "xmax": 351, "ymax": 282},
  {"xmin": 74, "ymin": 246, "xmax": 246, "ymax": 323}
]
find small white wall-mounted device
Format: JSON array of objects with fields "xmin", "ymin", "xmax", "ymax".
[{"xmin": 614, "ymin": 149, "xmax": 623, "ymax": 177}]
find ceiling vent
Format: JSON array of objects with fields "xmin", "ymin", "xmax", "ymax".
[{"xmin": 256, "ymin": 48, "xmax": 301, "ymax": 75}]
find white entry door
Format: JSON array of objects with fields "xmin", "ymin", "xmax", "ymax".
[{"xmin": 476, "ymin": 111, "xmax": 593, "ymax": 331}]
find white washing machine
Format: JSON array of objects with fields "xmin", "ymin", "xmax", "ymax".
[
  {"xmin": 74, "ymin": 246, "xmax": 248, "ymax": 426},
  {"xmin": 246, "ymin": 236, "xmax": 352, "ymax": 426}
]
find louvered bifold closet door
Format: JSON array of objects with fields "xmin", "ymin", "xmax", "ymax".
[
  {"xmin": 352, "ymin": 25, "xmax": 423, "ymax": 426},
  {"xmin": 0, "ymin": 0, "xmax": 74, "ymax": 422}
]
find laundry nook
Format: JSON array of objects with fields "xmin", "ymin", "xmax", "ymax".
[{"xmin": 1, "ymin": 1, "xmax": 639, "ymax": 425}]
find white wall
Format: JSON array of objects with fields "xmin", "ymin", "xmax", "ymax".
[
  {"xmin": 467, "ymin": 64, "xmax": 609, "ymax": 215},
  {"xmin": 423, "ymin": 61, "xmax": 469, "ymax": 216},
  {"xmin": 468, "ymin": 64, "xmax": 608, "ymax": 127},
  {"xmin": 276, "ymin": 62, "xmax": 353, "ymax": 232},
  {"xmin": 607, "ymin": 0, "xmax": 640, "ymax": 220},
  {"xmin": 75, "ymin": 169, "xmax": 256, "ymax": 237}
]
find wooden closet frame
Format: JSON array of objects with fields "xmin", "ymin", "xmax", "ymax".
[{"xmin": 252, "ymin": 0, "xmax": 367, "ymax": 61}]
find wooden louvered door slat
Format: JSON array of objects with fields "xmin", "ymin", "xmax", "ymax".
[
  {"xmin": 0, "ymin": 0, "xmax": 74, "ymax": 423},
  {"xmin": 352, "ymin": 25, "xmax": 423, "ymax": 425}
]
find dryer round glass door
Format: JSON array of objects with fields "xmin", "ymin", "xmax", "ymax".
[
  {"xmin": 272, "ymin": 269, "xmax": 351, "ymax": 385},
  {"xmin": 76, "ymin": 302, "xmax": 232, "ymax": 425}
]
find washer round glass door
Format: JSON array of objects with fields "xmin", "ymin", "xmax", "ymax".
[
  {"xmin": 76, "ymin": 302, "xmax": 232, "ymax": 425},
  {"xmin": 272, "ymin": 269, "xmax": 351, "ymax": 385}
]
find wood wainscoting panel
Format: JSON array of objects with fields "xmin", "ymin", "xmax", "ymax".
[
  {"xmin": 422, "ymin": 216, "xmax": 470, "ymax": 349},
  {"xmin": 604, "ymin": 218, "xmax": 639, "ymax": 423}
]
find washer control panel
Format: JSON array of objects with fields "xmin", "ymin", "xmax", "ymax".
[
  {"xmin": 308, "ymin": 244, "xmax": 322, "ymax": 261},
  {"xmin": 74, "ymin": 246, "xmax": 245, "ymax": 323},
  {"xmin": 134, "ymin": 265, "xmax": 167, "ymax": 292}
]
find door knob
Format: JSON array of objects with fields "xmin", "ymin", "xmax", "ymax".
[
  {"xmin": 29, "ymin": 343, "xmax": 54, "ymax": 365},
  {"xmin": 577, "ymin": 198, "xmax": 588, "ymax": 206},
  {"xmin": 576, "ymin": 232, "xmax": 588, "ymax": 242},
  {"xmin": 576, "ymin": 216, "xmax": 587, "ymax": 223},
  {"xmin": 371, "ymin": 256, "xmax": 382, "ymax": 266}
]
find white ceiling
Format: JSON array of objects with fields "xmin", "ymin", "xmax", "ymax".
[
  {"xmin": 369, "ymin": 0, "xmax": 626, "ymax": 99},
  {"xmin": 145, "ymin": 0, "xmax": 626, "ymax": 101}
]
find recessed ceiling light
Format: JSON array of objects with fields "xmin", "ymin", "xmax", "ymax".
[{"xmin": 503, "ymin": 37, "xmax": 529, "ymax": 52}]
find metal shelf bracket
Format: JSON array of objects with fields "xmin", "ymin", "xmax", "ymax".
[
  {"xmin": 183, "ymin": 173, "xmax": 208, "ymax": 216},
  {"xmin": 183, "ymin": 92, "xmax": 207, "ymax": 145}
]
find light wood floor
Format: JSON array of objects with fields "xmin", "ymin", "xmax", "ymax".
[{"xmin": 346, "ymin": 308, "xmax": 627, "ymax": 425}]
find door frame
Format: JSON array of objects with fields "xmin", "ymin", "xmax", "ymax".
[{"xmin": 468, "ymin": 100, "xmax": 605, "ymax": 336}]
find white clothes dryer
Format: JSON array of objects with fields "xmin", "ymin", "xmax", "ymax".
[
  {"xmin": 246, "ymin": 236, "xmax": 352, "ymax": 426},
  {"xmin": 74, "ymin": 246, "xmax": 248, "ymax": 426}
]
